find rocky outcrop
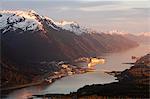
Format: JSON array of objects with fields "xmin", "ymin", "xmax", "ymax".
[
  {"xmin": 117, "ymin": 53, "xmax": 150, "ymax": 84},
  {"xmin": 73, "ymin": 54, "xmax": 150, "ymax": 98}
]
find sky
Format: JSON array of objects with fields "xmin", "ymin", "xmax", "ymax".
[{"xmin": 0, "ymin": 0, "xmax": 150, "ymax": 34}]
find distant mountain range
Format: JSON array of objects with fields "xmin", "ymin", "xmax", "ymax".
[
  {"xmin": 124, "ymin": 33, "xmax": 150, "ymax": 44},
  {"xmin": 106, "ymin": 30, "xmax": 150, "ymax": 43},
  {"xmin": 1, "ymin": 10, "xmax": 147, "ymax": 88}
]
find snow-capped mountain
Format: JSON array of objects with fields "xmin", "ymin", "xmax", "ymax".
[
  {"xmin": 55, "ymin": 20, "xmax": 92, "ymax": 35},
  {"xmin": 107, "ymin": 30, "xmax": 150, "ymax": 37},
  {"xmin": 0, "ymin": 10, "xmax": 45, "ymax": 33},
  {"xmin": 123, "ymin": 32, "xmax": 150, "ymax": 44},
  {"xmin": 1, "ymin": 10, "xmax": 139, "ymax": 63},
  {"xmin": 1, "ymin": 10, "xmax": 139, "ymax": 88},
  {"xmin": 1, "ymin": 9, "xmax": 149, "ymax": 95},
  {"xmin": 0, "ymin": 10, "xmax": 93, "ymax": 35},
  {"xmin": 138, "ymin": 32, "xmax": 150, "ymax": 37},
  {"xmin": 105, "ymin": 30, "xmax": 150, "ymax": 43},
  {"xmin": 106, "ymin": 30, "xmax": 128, "ymax": 35}
]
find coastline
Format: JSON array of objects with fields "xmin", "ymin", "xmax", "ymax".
[
  {"xmin": 1, "ymin": 57, "xmax": 105, "ymax": 98},
  {"xmin": 2, "ymin": 47, "xmax": 149, "ymax": 96},
  {"xmin": 1, "ymin": 62, "xmax": 89, "ymax": 95},
  {"xmin": 30, "ymin": 53, "xmax": 150, "ymax": 99}
]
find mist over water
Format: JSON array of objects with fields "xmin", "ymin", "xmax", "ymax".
[
  {"xmin": 97, "ymin": 44, "xmax": 150, "ymax": 71},
  {"xmin": 6, "ymin": 44, "xmax": 150, "ymax": 99}
]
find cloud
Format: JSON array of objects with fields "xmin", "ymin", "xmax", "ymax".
[
  {"xmin": 78, "ymin": 5, "xmax": 130, "ymax": 12},
  {"xmin": 132, "ymin": 7, "xmax": 150, "ymax": 11},
  {"xmin": 0, "ymin": 0, "xmax": 149, "ymax": 33}
]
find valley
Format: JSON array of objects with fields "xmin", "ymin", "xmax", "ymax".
[
  {"xmin": 0, "ymin": 9, "xmax": 149, "ymax": 99},
  {"xmin": 3, "ymin": 44, "xmax": 150, "ymax": 99},
  {"xmin": 0, "ymin": 10, "xmax": 140, "ymax": 89}
]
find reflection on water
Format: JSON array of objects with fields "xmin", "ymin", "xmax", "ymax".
[
  {"xmin": 5, "ymin": 44, "xmax": 150, "ymax": 99},
  {"xmin": 97, "ymin": 44, "xmax": 150, "ymax": 71},
  {"xmin": 42, "ymin": 71, "xmax": 117, "ymax": 94},
  {"xmin": 5, "ymin": 86, "xmax": 45, "ymax": 99}
]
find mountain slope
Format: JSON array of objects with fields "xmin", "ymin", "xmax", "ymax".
[
  {"xmin": 124, "ymin": 33, "xmax": 150, "ymax": 44},
  {"xmin": 106, "ymin": 31, "xmax": 150, "ymax": 44},
  {"xmin": 0, "ymin": 10, "xmax": 139, "ymax": 88},
  {"xmin": 1, "ymin": 10, "xmax": 138, "ymax": 62}
]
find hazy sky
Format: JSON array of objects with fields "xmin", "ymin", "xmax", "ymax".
[{"xmin": 0, "ymin": 0, "xmax": 150, "ymax": 34}]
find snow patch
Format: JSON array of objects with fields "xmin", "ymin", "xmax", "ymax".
[
  {"xmin": 0, "ymin": 10, "xmax": 44, "ymax": 33},
  {"xmin": 55, "ymin": 20, "xmax": 91, "ymax": 35},
  {"xmin": 43, "ymin": 16, "xmax": 59, "ymax": 30},
  {"xmin": 107, "ymin": 30, "xmax": 128, "ymax": 35},
  {"xmin": 0, "ymin": 10, "xmax": 96, "ymax": 35},
  {"xmin": 138, "ymin": 32, "xmax": 150, "ymax": 37}
]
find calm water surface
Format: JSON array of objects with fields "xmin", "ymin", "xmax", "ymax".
[{"xmin": 5, "ymin": 44, "xmax": 150, "ymax": 99}]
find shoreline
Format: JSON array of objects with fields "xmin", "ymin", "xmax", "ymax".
[
  {"xmin": 1, "ymin": 64, "xmax": 89, "ymax": 94},
  {"xmin": 30, "ymin": 54, "xmax": 150, "ymax": 99},
  {"xmin": 1, "ymin": 57, "xmax": 103, "ymax": 98},
  {"xmin": 31, "ymin": 83, "xmax": 149, "ymax": 99},
  {"xmin": 1, "ymin": 44, "xmax": 143, "ymax": 93}
]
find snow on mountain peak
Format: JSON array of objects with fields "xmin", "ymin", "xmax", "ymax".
[
  {"xmin": 107, "ymin": 30, "xmax": 128, "ymax": 35},
  {"xmin": 0, "ymin": 10, "xmax": 95, "ymax": 35},
  {"xmin": 138, "ymin": 32, "xmax": 150, "ymax": 37},
  {"xmin": 55, "ymin": 20, "xmax": 91, "ymax": 35},
  {"xmin": 0, "ymin": 10, "xmax": 44, "ymax": 33},
  {"xmin": 42, "ymin": 17, "xmax": 96, "ymax": 35},
  {"xmin": 0, "ymin": 10, "xmax": 39, "ymax": 21},
  {"xmin": 57, "ymin": 20, "xmax": 78, "ymax": 26},
  {"xmin": 44, "ymin": 16, "xmax": 56, "ymax": 24}
]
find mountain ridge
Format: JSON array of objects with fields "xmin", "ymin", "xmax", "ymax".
[
  {"xmin": 1, "ymin": 10, "xmax": 139, "ymax": 88},
  {"xmin": 1, "ymin": 10, "xmax": 139, "ymax": 61},
  {"xmin": 0, "ymin": 10, "xmax": 93, "ymax": 35}
]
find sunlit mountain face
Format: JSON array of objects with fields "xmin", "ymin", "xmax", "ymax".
[
  {"xmin": 0, "ymin": 10, "xmax": 139, "ymax": 88},
  {"xmin": 1, "ymin": 10, "xmax": 139, "ymax": 61},
  {"xmin": 0, "ymin": 1, "xmax": 149, "ymax": 99},
  {"xmin": 0, "ymin": 10, "xmax": 92, "ymax": 35},
  {"xmin": 0, "ymin": 8, "xmax": 149, "ymax": 99}
]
